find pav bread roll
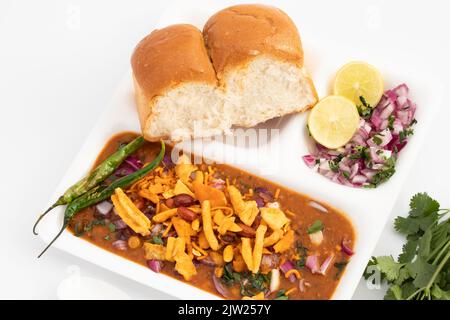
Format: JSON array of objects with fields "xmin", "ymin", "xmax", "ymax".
[
  {"xmin": 203, "ymin": 4, "xmax": 317, "ymax": 127},
  {"xmin": 131, "ymin": 24, "xmax": 225, "ymax": 141},
  {"xmin": 131, "ymin": 5, "xmax": 317, "ymax": 141}
]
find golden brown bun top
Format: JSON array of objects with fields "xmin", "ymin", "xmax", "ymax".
[
  {"xmin": 131, "ymin": 24, "xmax": 217, "ymax": 103},
  {"xmin": 203, "ymin": 4, "xmax": 303, "ymax": 78}
]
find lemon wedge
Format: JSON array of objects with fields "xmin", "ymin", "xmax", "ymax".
[
  {"xmin": 308, "ymin": 96, "xmax": 360, "ymax": 149},
  {"xmin": 333, "ymin": 61, "xmax": 384, "ymax": 107}
]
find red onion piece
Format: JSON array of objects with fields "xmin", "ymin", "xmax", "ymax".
[
  {"xmin": 261, "ymin": 254, "xmax": 280, "ymax": 271},
  {"xmin": 124, "ymin": 156, "xmax": 142, "ymax": 171},
  {"xmin": 341, "ymin": 239, "xmax": 354, "ymax": 256},
  {"xmin": 349, "ymin": 163, "xmax": 359, "ymax": 179},
  {"xmin": 351, "ymin": 175, "xmax": 368, "ymax": 185},
  {"xmin": 302, "ymin": 155, "xmax": 317, "ymax": 168},
  {"xmin": 371, "ymin": 112, "xmax": 382, "ymax": 130},
  {"xmin": 254, "ymin": 195, "xmax": 265, "ymax": 208},
  {"xmin": 306, "ymin": 255, "xmax": 320, "ymax": 274},
  {"xmin": 112, "ymin": 240, "xmax": 127, "ymax": 251},
  {"xmin": 319, "ymin": 254, "xmax": 335, "ymax": 275},
  {"xmin": 379, "ymin": 102, "xmax": 394, "ymax": 120},
  {"xmin": 211, "ymin": 178, "xmax": 225, "ymax": 190},
  {"xmin": 147, "ymin": 259, "xmax": 163, "ymax": 273},
  {"xmin": 394, "ymin": 83, "xmax": 409, "ymax": 97},
  {"xmin": 212, "ymin": 275, "xmax": 230, "ymax": 298},
  {"xmin": 199, "ymin": 256, "xmax": 216, "ymax": 267},
  {"xmin": 280, "ymin": 260, "xmax": 297, "ymax": 282},
  {"xmin": 254, "ymin": 187, "xmax": 274, "ymax": 203},
  {"xmin": 114, "ymin": 166, "xmax": 135, "ymax": 177},
  {"xmin": 162, "ymin": 154, "xmax": 174, "ymax": 169},
  {"xmin": 113, "ymin": 219, "xmax": 127, "ymax": 230}
]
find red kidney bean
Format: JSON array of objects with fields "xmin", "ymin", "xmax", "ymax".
[
  {"xmin": 237, "ymin": 223, "xmax": 256, "ymax": 237},
  {"xmin": 172, "ymin": 194, "xmax": 195, "ymax": 207},
  {"xmin": 177, "ymin": 207, "xmax": 197, "ymax": 222}
]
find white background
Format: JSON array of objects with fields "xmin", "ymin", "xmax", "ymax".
[{"xmin": 0, "ymin": 0, "xmax": 449, "ymax": 299}]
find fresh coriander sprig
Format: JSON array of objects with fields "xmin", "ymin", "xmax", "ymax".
[{"xmin": 364, "ymin": 193, "xmax": 450, "ymax": 300}]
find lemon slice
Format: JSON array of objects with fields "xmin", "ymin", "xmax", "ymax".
[
  {"xmin": 333, "ymin": 61, "xmax": 384, "ymax": 107},
  {"xmin": 308, "ymin": 96, "xmax": 360, "ymax": 149}
]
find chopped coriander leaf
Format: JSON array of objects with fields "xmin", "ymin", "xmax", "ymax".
[
  {"xmin": 342, "ymin": 171, "xmax": 350, "ymax": 179},
  {"xmin": 399, "ymin": 128, "xmax": 414, "ymax": 143},
  {"xmin": 357, "ymin": 96, "xmax": 373, "ymax": 118},
  {"xmin": 388, "ymin": 115, "xmax": 395, "ymax": 130},
  {"xmin": 295, "ymin": 242, "xmax": 308, "ymax": 268},
  {"xmin": 75, "ymin": 219, "xmax": 105, "ymax": 237},
  {"xmin": 328, "ymin": 155, "xmax": 344, "ymax": 173},
  {"xmin": 359, "ymin": 96, "xmax": 370, "ymax": 108},
  {"xmin": 108, "ymin": 222, "xmax": 116, "ymax": 232},
  {"xmin": 306, "ymin": 124, "xmax": 312, "ymax": 137},
  {"xmin": 239, "ymin": 272, "xmax": 270, "ymax": 297},
  {"xmin": 372, "ymin": 135, "xmax": 382, "ymax": 146},
  {"xmin": 334, "ymin": 261, "xmax": 348, "ymax": 280},
  {"xmin": 369, "ymin": 157, "xmax": 396, "ymax": 186},
  {"xmin": 104, "ymin": 234, "xmax": 110, "ymax": 241},
  {"xmin": 349, "ymin": 146, "xmax": 368, "ymax": 160},
  {"xmin": 152, "ymin": 235, "xmax": 164, "ymax": 245},
  {"xmin": 222, "ymin": 263, "xmax": 241, "ymax": 286},
  {"xmin": 307, "ymin": 220, "xmax": 324, "ymax": 234},
  {"xmin": 329, "ymin": 160, "xmax": 339, "ymax": 172},
  {"xmin": 250, "ymin": 273, "xmax": 270, "ymax": 291}
]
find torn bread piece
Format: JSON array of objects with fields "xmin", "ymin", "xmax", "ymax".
[{"xmin": 132, "ymin": 5, "xmax": 317, "ymax": 142}]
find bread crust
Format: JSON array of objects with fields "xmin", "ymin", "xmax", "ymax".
[
  {"xmin": 131, "ymin": 24, "xmax": 217, "ymax": 136},
  {"xmin": 203, "ymin": 4, "xmax": 304, "ymax": 79},
  {"xmin": 131, "ymin": 6, "xmax": 317, "ymax": 141}
]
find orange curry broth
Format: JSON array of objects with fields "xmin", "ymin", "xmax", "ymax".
[{"xmin": 68, "ymin": 132, "xmax": 355, "ymax": 300}]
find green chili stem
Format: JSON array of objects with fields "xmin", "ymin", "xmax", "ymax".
[
  {"xmin": 32, "ymin": 197, "xmax": 65, "ymax": 235},
  {"xmin": 37, "ymin": 223, "xmax": 68, "ymax": 259}
]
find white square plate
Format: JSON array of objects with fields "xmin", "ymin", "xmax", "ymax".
[{"xmin": 37, "ymin": 0, "xmax": 443, "ymax": 299}]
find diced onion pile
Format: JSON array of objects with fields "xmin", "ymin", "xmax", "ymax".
[{"xmin": 303, "ymin": 84, "xmax": 417, "ymax": 188}]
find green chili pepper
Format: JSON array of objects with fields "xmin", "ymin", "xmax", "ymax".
[
  {"xmin": 37, "ymin": 140, "xmax": 165, "ymax": 258},
  {"xmin": 33, "ymin": 136, "xmax": 145, "ymax": 235}
]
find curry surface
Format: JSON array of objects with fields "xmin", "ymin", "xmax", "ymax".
[{"xmin": 69, "ymin": 132, "xmax": 355, "ymax": 300}]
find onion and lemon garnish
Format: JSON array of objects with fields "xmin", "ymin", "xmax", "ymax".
[{"xmin": 304, "ymin": 62, "xmax": 417, "ymax": 188}]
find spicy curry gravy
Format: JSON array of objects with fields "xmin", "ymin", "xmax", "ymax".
[{"xmin": 69, "ymin": 132, "xmax": 355, "ymax": 300}]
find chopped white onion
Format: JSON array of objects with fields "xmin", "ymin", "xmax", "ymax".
[
  {"xmin": 266, "ymin": 202, "xmax": 280, "ymax": 209},
  {"xmin": 308, "ymin": 201, "xmax": 328, "ymax": 213},
  {"xmin": 270, "ymin": 269, "xmax": 281, "ymax": 292},
  {"xmin": 96, "ymin": 201, "xmax": 113, "ymax": 215},
  {"xmin": 309, "ymin": 230, "xmax": 324, "ymax": 246}
]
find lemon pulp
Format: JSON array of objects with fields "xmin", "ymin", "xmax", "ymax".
[
  {"xmin": 333, "ymin": 61, "xmax": 384, "ymax": 107},
  {"xmin": 308, "ymin": 95, "xmax": 360, "ymax": 149}
]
